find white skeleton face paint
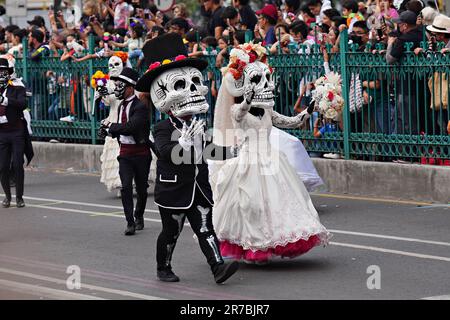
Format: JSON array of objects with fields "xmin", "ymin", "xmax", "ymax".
[
  {"xmin": 150, "ymin": 66, "xmax": 209, "ymax": 117},
  {"xmin": 114, "ymin": 80, "xmax": 127, "ymax": 99},
  {"xmin": 108, "ymin": 56, "xmax": 123, "ymax": 77},
  {"xmin": 224, "ymin": 61, "xmax": 275, "ymax": 109}
]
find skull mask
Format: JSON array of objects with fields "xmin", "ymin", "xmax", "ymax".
[
  {"xmin": 108, "ymin": 56, "xmax": 123, "ymax": 78},
  {"xmin": 224, "ymin": 60, "xmax": 275, "ymax": 109},
  {"xmin": 150, "ymin": 66, "xmax": 209, "ymax": 118},
  {"xmin": 114, "ymin": 80, "xmax": 127, "ymax": 99}
]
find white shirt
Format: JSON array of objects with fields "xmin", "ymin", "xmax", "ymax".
[{"xmin": 118, "ymin": 94, "xmax": 136, "ymax": 144}]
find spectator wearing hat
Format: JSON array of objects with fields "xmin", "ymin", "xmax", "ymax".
[
  {"xmin": 27, "ymin": 16, "xmax": 46, "ymax": 29},
  {"xmin": 386, "ymin": 10, "xmax": 424, "ymax": 135},
  {"xmin": 99, "ymin": 67, "xmax": 152, "ymax": 236},
  {"xmin": 0, "ymin": 58, "xmax": 28, "ymax": 209},
  {"xmin": 422, "ymin": 14, "xmax": 450, "ymax": 134},
  {"xmin": 255, "ymin": 4, "xmax": 278, "ymax": 46}
]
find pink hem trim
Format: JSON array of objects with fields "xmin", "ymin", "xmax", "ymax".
[{"xmin": 220, "ymin": 235, "xmax": 322, "ymax": 262}]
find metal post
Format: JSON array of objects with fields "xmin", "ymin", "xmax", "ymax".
[
  {"xmin": 339, "ymin": 30, "xmax": 351, "ymax": 159},
  {"xmin": 88, "ymin": 33, "xmax": 96, "ymax": 145},
  {"xmin": 22, "ymin": 38, "xmax": 28, "ymax": 84}
]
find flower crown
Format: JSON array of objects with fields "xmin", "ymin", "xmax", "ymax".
[
  {"xmin": 113, "ymin": 51, "xmax": 128, "ymax": 64},
  {"xmin": 222, "ymin": 42, "xmax": 270, "ymax": 80},
  {"xmin": 147, "ymin": 55, "xmax": 187, "ymax": 72}
]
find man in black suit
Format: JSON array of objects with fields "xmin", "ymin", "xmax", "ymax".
[
  {"xmin": 0, "ymin": 58, "xmax": 27, "ymax": 208},
  {"xmin": 99, "ymin": 67, "xmax": 152, "ymax": 236},
  {"xmin": 136, "ymin": 32, "xmax": 239, "ymax": 284}
]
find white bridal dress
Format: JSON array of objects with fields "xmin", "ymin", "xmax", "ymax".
[{"xmin": 211, "ymin": 105, "xmax": 330, "ymax": 262}]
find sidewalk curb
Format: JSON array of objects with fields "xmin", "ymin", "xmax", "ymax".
[{"xmin": 30, "ymin": 142, "xmax": 449, "ymax": 203}]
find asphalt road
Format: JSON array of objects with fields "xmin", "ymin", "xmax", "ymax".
[{"xmin": 0, "ymin": 168, "xmax": 449, "ymax": 300}]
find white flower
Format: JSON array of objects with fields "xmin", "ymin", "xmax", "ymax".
[
  {"xmin": 325, "ymin": 108, "xmax": 339, "ymax": 121},
  {"xmin": 229, "ymin": 48, "xmax": 249, "ymax": 63}
]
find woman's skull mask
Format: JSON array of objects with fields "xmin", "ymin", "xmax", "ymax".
[
  {"xmin": 150, "ymin": 67, "xmax": 209, "ymax": 118},
  {"xmin": 225, "ymin": 60, "xmax": 275, "ymax": 109},
  {"xmin": 108, "ymin": 56, "xmax": 123, "ymax": 77}
]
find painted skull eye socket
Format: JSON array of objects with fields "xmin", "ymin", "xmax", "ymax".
[
  {"xmin": 114, "ymin": 62, "xmax": 120, "ymax": 66},
  {"xmin": 250, "ymin": 75, "xmax": 262, "ymax": 85},
  {"xmin": 266, "ymin": 73, "xmax": 271, "ymax": 81},
  {"xmin": 192, "ymin": 76, "xmax": 201, "ymax": 85},
  {"xmin": 174, "ymin": 79, "xmax": 186, "ymax": 91}
]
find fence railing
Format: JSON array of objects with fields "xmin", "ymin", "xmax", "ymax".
[{"xmin": 13, "ymin": 31, "xmax": 450, "ymax": 162}]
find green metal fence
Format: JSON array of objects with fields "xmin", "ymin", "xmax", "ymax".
[{"xmin": 14, "ymin": 31, "xmax": 450, "ymax": 162}]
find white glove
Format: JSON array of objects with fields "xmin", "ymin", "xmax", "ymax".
[
  {"xmin": 178, "ymin": 118, "xmax": 205, "ymax": 151},
  {"xmin": 244, "ymin": 83, "xmax": 256, "ymax": 104},
  {"xmin": 0, "ymin": 115, "xmax": 8, "ymax": 124}
]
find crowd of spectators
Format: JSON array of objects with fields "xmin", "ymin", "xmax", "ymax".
[{"xmin": 0, "ymin": 0, "xmax": 448, "ymax": 159}]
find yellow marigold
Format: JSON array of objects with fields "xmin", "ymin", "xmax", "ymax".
[{"xmin": 162, "ymin": 59, "xmax": 172, "ymax": 65}]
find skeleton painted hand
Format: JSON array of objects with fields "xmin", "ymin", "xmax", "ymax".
[
  {"xmin": 178, "ymin": 118, "xmax": 205, "ymax": 151},
  {"xmin": 244, "ymin": 83, "xmax": 256, "ymax": 105},
  {"xmin": 97, "ymin": 85, "xmax": 110, "ymax": 97}
]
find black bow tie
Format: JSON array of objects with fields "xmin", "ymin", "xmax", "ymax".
[{"xmin": 249, "ymin": 107, "xmax": 265, "ymax": 119}]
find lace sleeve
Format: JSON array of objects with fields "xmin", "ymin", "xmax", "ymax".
[
  {"xmin": 271, "ymin": 109, "xmax": 310, "ymax": 128},
  {"xmin": 231, "ymin": 100, "xmax": 251, "ymax": 122}
]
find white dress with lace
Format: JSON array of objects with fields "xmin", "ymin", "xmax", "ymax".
[
  {"xmin": 99, "ymin": 84, "xmax": 122, "ymax": 193},
  {"xmin": 211, "ymin": 107, "xmax": 330, "ymax": 260}
]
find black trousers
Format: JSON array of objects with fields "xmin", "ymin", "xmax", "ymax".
[
  {"xmin": 156, "ymin": 187, "xmax": 224, "ymax": 273},
  {"xmin": 118, "ymin": 154, "xmax": 151, "ymax": 226},
  {"xmin": 0, "ymin": 129, "xmax": 25, "ymax": 200}
]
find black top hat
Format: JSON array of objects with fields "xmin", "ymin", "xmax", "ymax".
[
  {"xmin": 0, "ymin": 58, "xmax": 13, "ymax": 75},
  {"xmin": 110, "ymin": 67, "xmax": 140, "ymax": 87},
  {"xmin": 135, "ymin": 33, "xmax": 208, "ymax": 92}
]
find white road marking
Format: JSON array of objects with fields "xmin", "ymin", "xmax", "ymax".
[
  {"xmin": 421, "ymin": 295, "xmax": 450, "ymax": 300},
  {"xmin": 0, "ymin": 267, "xmax": 166, "ymax": 300},
  {"xmin": 328, "ymin": 229, "xmax": 450, "ymax": 247},
  {"xmin": 0, "ymin": 194, "xmax": 159, "ymax": 213},
  {"xmin": 5, "ymin": 194, "xmax": 450, "ymax": 261},
  {"xmin": 13, "ymin": 194, "xmax": 449, "ymax": 247},
  {"xmin": 0, "ymin": 279, "xmax": 104, "ymax": 300},
  {"xmin": 331, "ymin": 242, "xmax": 450, "ymax": 262}
]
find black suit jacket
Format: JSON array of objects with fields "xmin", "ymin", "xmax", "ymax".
[
  {"xmin": 1, "ymin": 85, "xmax": 26, "ymax": 125},
  {"xmin": 109, "ymin": 96, "xmax": 152, "ymax": 152},
  {"xmin": 153, "ymin": 116, "xmax": 232, "ymax": 209}
]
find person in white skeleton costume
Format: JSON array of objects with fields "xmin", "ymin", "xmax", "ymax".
[
  {"xmin": 210, "ymin": 43, "xmax": 331, "ymax": 264},
  {"xmin": 98, "ymin": 54, "xmax": 125, "ymax": 193}
]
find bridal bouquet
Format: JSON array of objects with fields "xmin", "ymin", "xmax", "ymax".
[{"xmin": 311, "ymin": 72, "xmax": 344, "ymax": 121}]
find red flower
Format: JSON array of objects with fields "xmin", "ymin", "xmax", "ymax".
[
  {"xmin": 327, "ymin": 91, "xmax": 334, "ymax": 101},
  {"xmin": 148, "ymin": 61, "xmax": 161, "ymax": 71},
  {"xmin": 248, "ymin": 51, "xmax": 257, "ymax": 63},
  {"xmin": 174, "ymin": 55, "xmax": 186, "ymax": 61}
]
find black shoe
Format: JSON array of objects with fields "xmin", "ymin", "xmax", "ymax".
[
  {"xmin": 157, "ymin": 269, "xmax": 180, "ymax": 282},
  {"xmin": 214, "ymin": 261, "xmax": 239, "ymax": 284},
  {"xmin": 2, "ymin": 198, "xmax": 11, "ymax": 208},
  {"xmin": 135, "ymin": 217, "xmax": 144, "ymax": 230},
  {"xmin": 124, "ymin": 224, "xmax": 135, "ymax": 236},
  {"xmin": 16, "ymin": 198, "xmax": 25, "ymax": 208}
]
